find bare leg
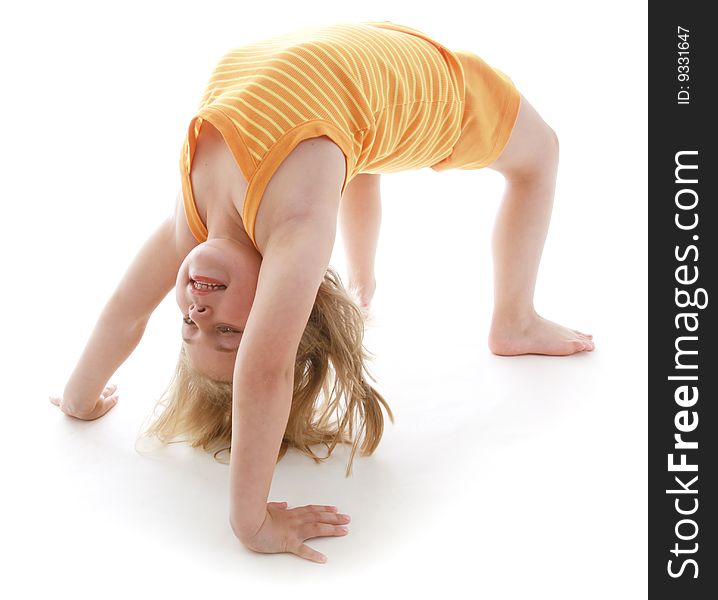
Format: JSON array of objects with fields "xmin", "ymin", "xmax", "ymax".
[
  {"xmin": 487, "ymin": 94, "xmax": 594, "ymax": 355},
  {"xmin": 338, "ymin": 173, "xmax": 381, "ymax": 315}
]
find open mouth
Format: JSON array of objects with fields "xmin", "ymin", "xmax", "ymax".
[
  {"xmin": 189, "ymin": 273, "xmax": 227, "ymax": 290},
  {"xmin": 191, "ymin": 279, "xmax": 227, "ymax": 291},
  {"xmin": 188, "ymin": 278, "xmax": 227, "ymax": 295}
]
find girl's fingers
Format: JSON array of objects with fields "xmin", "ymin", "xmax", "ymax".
[
  {"xmin": 102, "ymin": 384, "xmax": 117, "ymax": 397},
  {"xmin": 297, "ymin": 505, "xmax": 338, "ymax": 513},
  {"xmin": 103, "ymin": 396, "xmax": 119, "ymax": 410},
  {"xmin": 295, "ymin": 543, "xmax": 327, "ymax": 564},
  {"xmin": 302, "ymin": 511, "xmax": 348, "ymax": 525},
  {"xmin": 299, "ymin": 522, "xmax": 349, "ymax": 540}
]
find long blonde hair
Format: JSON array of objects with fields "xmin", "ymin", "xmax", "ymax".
[{"xmin": 136, "ymin": 266, "xmax": 394, "ymax": 477}]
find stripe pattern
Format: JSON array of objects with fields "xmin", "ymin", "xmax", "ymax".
[{"xmin": 179, "ymin": 21, "xmax": 467, "ymax": 249}]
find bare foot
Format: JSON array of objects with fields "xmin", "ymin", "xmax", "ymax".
[{"xmin": 489, "ymin": 311, "xmax": 594, "ymax": 356}]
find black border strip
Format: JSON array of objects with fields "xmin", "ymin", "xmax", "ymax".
[{"xmin": 649, "ymin": 4, "xmax": 716, "ymax": 596}]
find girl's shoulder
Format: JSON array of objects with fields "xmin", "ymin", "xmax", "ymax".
[{"xmin": 253, "ymin": 136, "xmax": 346, "ymax": 252}]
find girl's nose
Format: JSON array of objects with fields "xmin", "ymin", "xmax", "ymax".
[{"xmin": 189, "ymin": 304, "xmax": 210, "ymax": 320}]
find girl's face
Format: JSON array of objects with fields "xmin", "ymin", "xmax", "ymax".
[{"xmin": 175, "ymin": 238, "xmax": 261, "ymax": 382}]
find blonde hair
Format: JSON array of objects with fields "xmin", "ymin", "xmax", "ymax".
[{"xmin": 136, "ymin": 266, "xmax": 394, "ymax": 477}]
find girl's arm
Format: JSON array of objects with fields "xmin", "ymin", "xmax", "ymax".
[
  {"xmin": 229, "ymin": 192, "xmax": 349, "ymax": 563},
  {"xmin": 338, "ymin": 172, "xmax": 381, "ymax": 290},
  {"xmin": 229, "ymin": 212, "xmax": 335, "ymax": 532},
  {"xmin": 60, "ymin": 194, "xmax": 195, "ymax": 416}
]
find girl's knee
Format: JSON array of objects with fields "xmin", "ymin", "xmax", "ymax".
[
  {"xmin": 542, "ymin": 125, "xmax": 559, "ymax": 169},
  {"xmin": 489, "ymin": 95, "xmax": 559, "ymax": 180},
  {"xmin": 546, "ymin": 124, "xmax": 559, "ymax": 155}
]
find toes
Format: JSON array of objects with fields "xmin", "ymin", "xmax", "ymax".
[
  {"xmin": 572, "ymin": 329, "xmax": 593, "ymax": 339},
  {"xmin": 575, "ymin": 339, "xmax": 595, "ymax": 352},
  {"xmin": 570, "ymin": 340, "xmax": 586, "ymax": 353},
  {"xmin": 569, "ymin": 339, "xmax": 595, "ymax": 354}
]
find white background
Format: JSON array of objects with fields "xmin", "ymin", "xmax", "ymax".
[{"xmin": 2, "ymin": 0, "xmax": 647, "ymax": 598}]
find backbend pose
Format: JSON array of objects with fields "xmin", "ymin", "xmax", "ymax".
[{"xmin": 50, "ymin": 21, "xmax": 594, "ymax": 563}]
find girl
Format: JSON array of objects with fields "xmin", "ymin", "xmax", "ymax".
[{"xmin": 50, "ymin": 21, "xmax": 594, "ymax": 564}]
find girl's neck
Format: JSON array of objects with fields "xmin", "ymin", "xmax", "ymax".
[
  {"xmin": 192, "ymin": 119, "xmax": 252, "ymax": 247},
  {"xmin": 205, "ymin": 192, "xmax": 252, "ymax": 248}
]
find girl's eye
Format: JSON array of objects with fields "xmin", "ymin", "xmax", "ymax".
[{"xmin": 183, "ymin": 316, "xmax": 239, "ymax": 334}]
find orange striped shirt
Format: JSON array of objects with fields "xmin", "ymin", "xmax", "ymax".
[{"xmin": 179, "ymin": 21, "xmax": 468, "ymax": 250}]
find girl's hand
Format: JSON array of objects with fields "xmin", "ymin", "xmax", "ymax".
[
  {"xmin": 238, "ymin": 502, "xmax": 351, "ymax": 563},
  {"xmin": 49, "ymin": 383, "xmax": 119, "ymax": 421}
]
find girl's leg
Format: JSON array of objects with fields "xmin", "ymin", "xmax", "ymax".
[
  {"xmin": 486, "ymin": 94, "xmax": 594, "ymax": 355},
  {"xmin": 338, "ymin": 173, "xmax": 381, "ymax": 313}
]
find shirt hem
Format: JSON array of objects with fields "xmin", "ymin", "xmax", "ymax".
[{"xmin": 194, "ymin": 111, "xmax": 356, "ymax": 253}]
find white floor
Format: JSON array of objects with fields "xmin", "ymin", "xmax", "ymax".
[
  {"xmin": 6, "ymin": 163, "xmax": 646, "ymax": 598},
  {"xmin": 3, "ymin": 2, "xmax": 646, "ymax": 597}
]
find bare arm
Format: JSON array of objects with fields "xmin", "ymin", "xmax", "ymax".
[
  {"xmin": 229, "ymin": 213, "xmax": 352, "ymax": 563},
  {"xmin": 225, "ymin": 141, "xmax": 349, "ymax": 562},
  {"xmin": 61, "ymin": 194, "xmax": 195, "ymax": 414},
  {"xmin": 229, "ymin": 214, "xmax": 337, "ymax": 538},
  {"xmin": 338, "ymin": 173, "xmax": 381, "ymax": 284}
]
